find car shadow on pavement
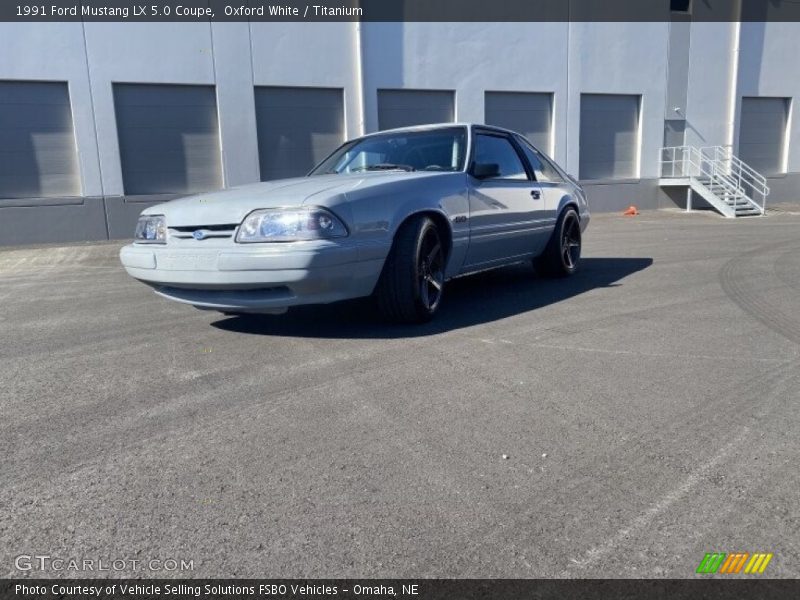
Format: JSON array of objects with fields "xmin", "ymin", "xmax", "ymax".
[{"xmin": 211, "ymin": 257, "xmax": 653, "ymax": 339}]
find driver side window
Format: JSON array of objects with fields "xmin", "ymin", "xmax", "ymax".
[{"xmin": 473, "ymin": 134, "xmax": 528, "ymax": 180}]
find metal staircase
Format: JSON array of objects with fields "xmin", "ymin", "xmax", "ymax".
[{"xmin": 659, "ymin": 146, "xmax": 769, "ymax": 217}]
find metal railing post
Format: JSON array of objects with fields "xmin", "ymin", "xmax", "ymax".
[
  {"xmin": 660, "ymin": 144, "xmax": 769, "ymax": 216},
  {"xmin": 672, "ymin": 147, "xmax": 676, "ymax": 178}
]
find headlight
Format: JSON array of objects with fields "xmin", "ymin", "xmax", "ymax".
[
  {"xmin": 236, "ymin": 207, "xmax": 348, "ymax": 243},
  {"xmin": 134, "ymin": 215, "xmax": 166, "ymax": 244}
]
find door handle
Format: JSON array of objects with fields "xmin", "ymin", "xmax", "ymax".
[{"xmin": 531, "ymin": 189, "xmax": 541, "ymax": 200}]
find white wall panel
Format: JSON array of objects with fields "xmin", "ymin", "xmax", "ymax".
[{"xmin": 0, "ymin": 23, "xmax": 102, "ymax": 196}]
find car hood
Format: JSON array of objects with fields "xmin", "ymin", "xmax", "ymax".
[{"xmin": 143, "ymin": 172, "xmax": 448, "ymax": 227}]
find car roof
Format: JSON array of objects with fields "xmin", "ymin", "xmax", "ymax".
[{"xmin": 361, "ymin": 122, "xmax": 520, "ymax": 137}]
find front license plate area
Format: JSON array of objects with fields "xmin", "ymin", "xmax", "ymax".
[{"xmin": 156, "ymin": 252, "xmax": 218, "ymax": 271}]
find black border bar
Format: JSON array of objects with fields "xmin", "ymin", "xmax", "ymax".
[
  {"xmin": 2, "ymin": 1, "xmax": 800, "ymax": 22},
  {"xmin": 3, "ymin": 579, "xmax": 800, "ymax": 600}
]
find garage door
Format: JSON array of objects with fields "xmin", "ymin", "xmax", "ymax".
[
  {"xmin": 377, "ymin": 89, "xmax": 455, "ymax": 131},
  {"xmin": 255, "ymin": 86, "xmax": 344, "ymax": 181},
  {"xmin": 579, "ymin": 94, "xmax": 640, "ymax": 180},
  {"xmin": 113, "ymin": 84, "xmax": 222, "ymax": 195},
  {"xmin": 0, "ymin": 81, "xmax": 80, "ymax": 199},
  {"xmin": 738, "ymin": 97, "xmax": 789, "ymax": 174},
  {"xmin": 485, "ymin": 92, "xmax": 552, "ymax": 154}
]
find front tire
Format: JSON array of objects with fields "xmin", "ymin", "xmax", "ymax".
[
  {"xmin": 535, "ymin": 207, "xmax": 582, "ymax": 277},
  {"xmin": 375, "ymin": 215, "xmax": 446, "ymax": 323}
]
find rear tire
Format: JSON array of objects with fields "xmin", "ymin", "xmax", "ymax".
[
  {"xmin": 375, "ymin": 215, "xmax": 446, "ymax": 323},
  {"xmin": 535, "ymin": 207, "xmax": 581, "ymax": 277}
]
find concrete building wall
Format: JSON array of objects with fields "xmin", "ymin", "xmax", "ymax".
[
  {"xmin": 0, "ymin": 20, "xmax": 798, "ymax": 245},
  {"xmin": 737, "ymin": 21, "xmax": 800, "ymax": 187}
]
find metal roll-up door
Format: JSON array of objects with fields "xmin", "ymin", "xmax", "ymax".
[
  {"xmin": 377, "ymin": 89, "xmax": 455, "ymax": 131},
  {"xmin": 255, "ymin": 86, "xmax": 344, "ymax": 181},
  {"xmin": 579, "ymin": 94, "xmax": 640, "ymax": 180},
  {"xmin": 0, "ymin": 81, "xmax": 81, "ymax": 199},
  {"xmin": 738, "ymin": 97, "xmax": 789, "ymax": 174},
  {"xmin": 485, "ymin": 91, "xmax": 553, "ymax": 154},
  {"xmin": 113, "ymin": 83, "xmax": 222, "ymax": 195}
]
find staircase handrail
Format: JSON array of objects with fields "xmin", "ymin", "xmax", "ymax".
[
  {"xmin": 699, "ymin": 145, "xmax": 770, "ymax": 211},
  {"xmin": 700, "ymin": 146, "xmax": 769, "ymax": 192},
  {"xmin": 660, "ymin": 145, "xmax": 767, "ymax": 215},
  {"xmin": 660, "ymin": 146, "xmax": 744, "ymax": 196}
]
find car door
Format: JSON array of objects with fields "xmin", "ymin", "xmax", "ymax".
[
  {"xmin": 462, "ymin": 131, "xmax": 547, "ymax": 270},
  {"xmin": 516, "ymin": 136, "xmax": 564, "ymax": 240}
]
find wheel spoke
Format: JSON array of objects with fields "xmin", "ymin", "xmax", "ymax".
[
  {"xmin": 420, "ymin": 278, "xmax": 431, "ymax": 308},
  {"xmin": 417, "ymin": 227, "xmax": 445, "ymax": 311},
  {"xmin": 427, "ymin": 275, "xmax": 443, "ymax": 291},
  {"xmin": 559, "ymin": 216, "xmax": 581, "ymax": 270},
  {"xmin": 426, "ymin": 242, "xmax": 441, "ymax": 264}
]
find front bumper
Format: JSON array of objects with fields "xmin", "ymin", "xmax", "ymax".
[{"xmin": 120, "ymin": 240, "xmax": 386, "ymax": 312}]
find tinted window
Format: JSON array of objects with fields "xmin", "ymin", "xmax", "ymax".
[
  {"xmin": 473, "ymin": 134, "xmax": 527, "ymax": 180},
  {"xmin": 518, "ymin": 139, "xmax": 564, "ymax": 182}
]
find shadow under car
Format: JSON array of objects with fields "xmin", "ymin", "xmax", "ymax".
[{"xmin": 211, "ymin": 257, "xmax": 653, "ymax": 340}]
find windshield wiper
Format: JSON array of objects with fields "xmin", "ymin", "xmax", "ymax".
[{"xmin": 350, "ymin": 163, "xmax": 416, "ymax": 172}]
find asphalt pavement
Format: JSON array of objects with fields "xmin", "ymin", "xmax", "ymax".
[{"xmin": 1, "ymin": 208, "xmax": 799, "ymax": 578}]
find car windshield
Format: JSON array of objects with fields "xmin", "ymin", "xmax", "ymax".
[{"xmin": 310, "ymin": 127, "xmax": 468, "ymax": 175}]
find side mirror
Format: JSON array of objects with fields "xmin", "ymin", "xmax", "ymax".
[{"xmin": 471, "ymin": 163, "xmax": 500, "ymax": 180}]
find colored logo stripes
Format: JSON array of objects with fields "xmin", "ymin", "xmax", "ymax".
[{"xmin": 696, "ymin": 552, "xmax": 773, "ymax": 574}]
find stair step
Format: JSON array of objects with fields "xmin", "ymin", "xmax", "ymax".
[{"xmin": 662, "ymin": 147, "xmax": 769, "ymax": 218}]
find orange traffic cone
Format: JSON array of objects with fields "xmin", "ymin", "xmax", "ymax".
[{"xmin": 623, "ymin": 205, "xmax": 639, "ymax": 216}]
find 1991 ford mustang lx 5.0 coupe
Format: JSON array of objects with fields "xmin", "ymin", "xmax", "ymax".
[{"xmin": 120, "ymin": 123, "xmax": 590, "ymax": 323}]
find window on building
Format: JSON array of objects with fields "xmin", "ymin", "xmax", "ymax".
[
  {"xmin": 579, "ymin": 94, "xmax": 641, "ymax": 180},
  {"xmin": 0, "ymin": 81, "xmax": 81, "ymax": 199},
  {"xmin": 484, "ymin": 91, "xmax": 553, "ymax": 156},
  {"xmin": 255, "ymin": 86, "xmax": 344, "ymax": 181},
  {"xmin": 113, "ymin": 83, "xmax": 222, "ymax": 195},
  {"xmin": 472, "ymin": 133, "xmax": 528, "ymax": 180},
  {"xmin": 377, "ymin": 89, "xmax": 455, "ymax": 131},
  {"xmin": 738, "ymin": 97, "xmax": 790, "ymax": 175}
]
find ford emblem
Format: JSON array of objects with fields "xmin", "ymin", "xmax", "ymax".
[{"xmin": 192, "ymin": 229, "xmax": 208, "ymax": 240}]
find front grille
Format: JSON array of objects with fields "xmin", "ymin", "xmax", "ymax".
[
  {"xmin": 169, "ymin": 224, "xmax": 238, "ymax": 240},
  {"xmin": 170, "ymin": 224, "xmax": 238, "ymax": 232}
]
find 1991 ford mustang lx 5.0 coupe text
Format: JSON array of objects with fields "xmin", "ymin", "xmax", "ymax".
[{"xmin": 120, "ymin": 123, "xmax": 590, "ymax": 323}]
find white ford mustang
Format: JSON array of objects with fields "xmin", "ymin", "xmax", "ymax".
[{"xmin": 120, "ymin": 123, "xmax": 590, "ymax": 323}]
